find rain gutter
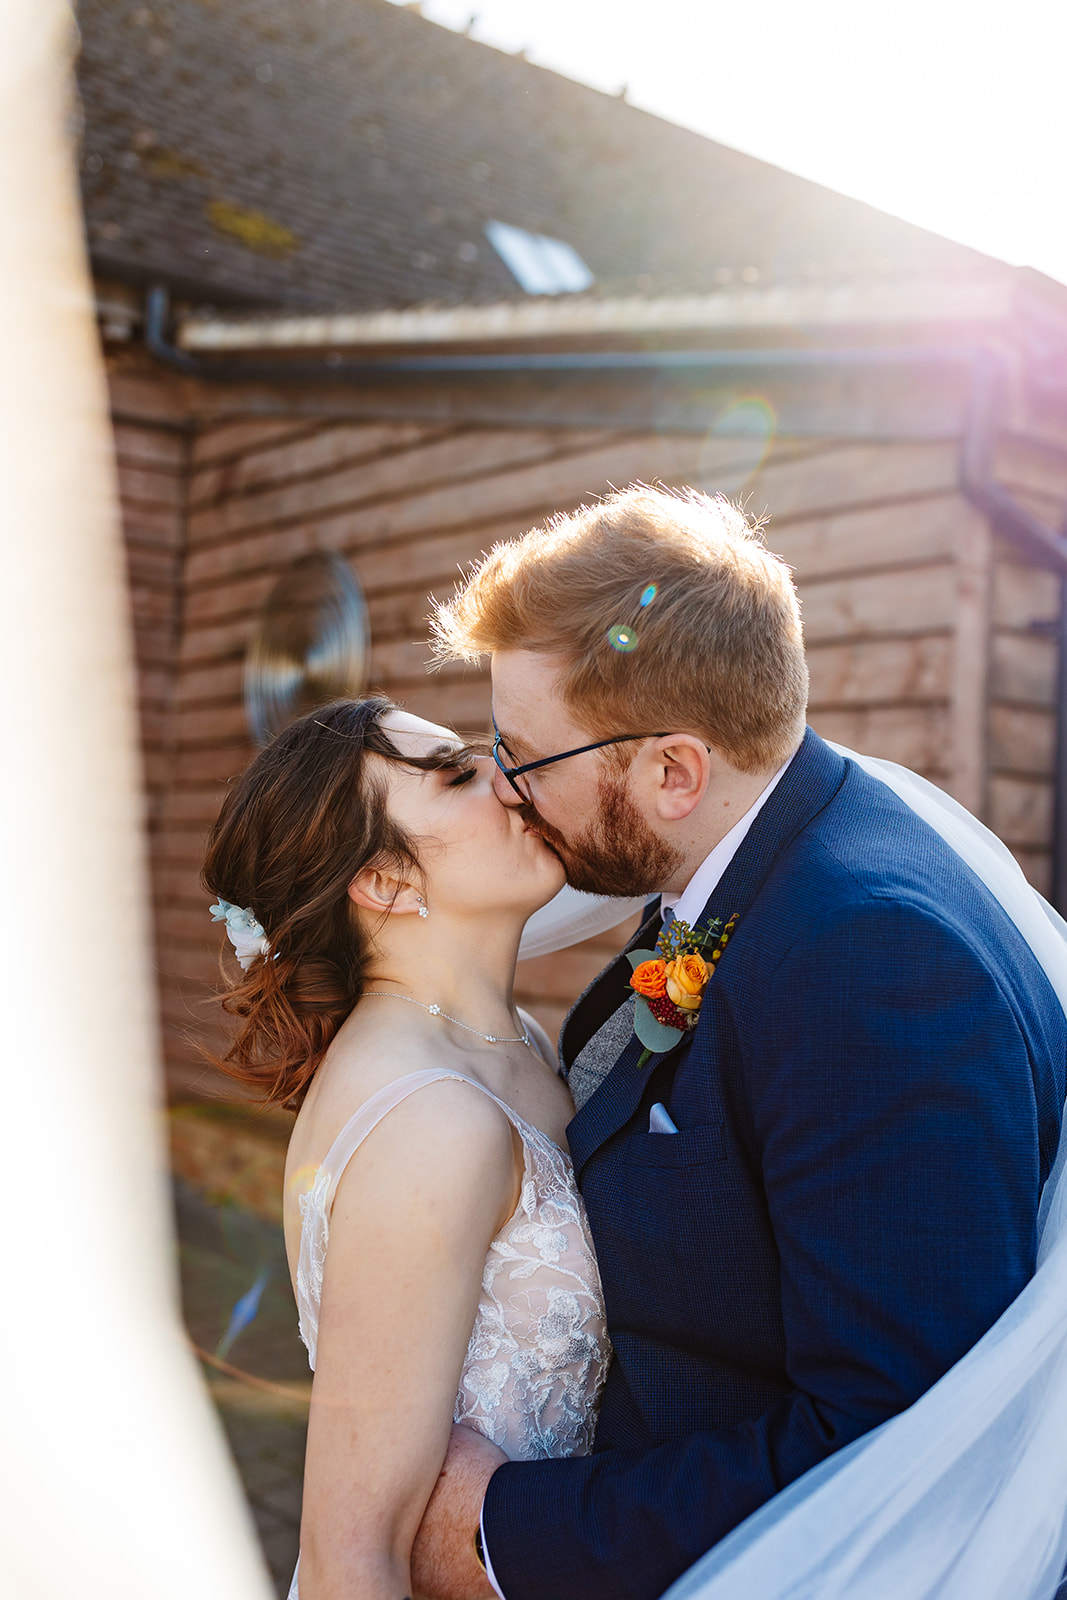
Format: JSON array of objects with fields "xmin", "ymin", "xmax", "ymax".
[
  {"xmin": 148, "ymin": 283, "xmax": 990, "ymax": 383},
  {"xmin": 143, "ymin": 285, "xmax": 1067, "ymax": 907}
]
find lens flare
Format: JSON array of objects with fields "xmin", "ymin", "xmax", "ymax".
[
  {"xmin": 287, "ymin": 1161, "xmax": 321, "ymax": 1200},
  {"xmin": 698, "ymin": 395, "xmax": 777, "ymax": 496},
  {"xmin": 639, "ymin": 584, "xmax": 658, "ymax": 608},
  {"xmin": 216, "ymin": 1269, "xmax": 271, "ymax": 1362},
  {"xmin": 607, "ymin": 624, "xmax": 639, "ymax": 652}
]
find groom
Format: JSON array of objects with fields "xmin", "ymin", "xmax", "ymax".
[{"xmin": 413, "ymin": 486, "xmax": 1066, "ymax": 1600}]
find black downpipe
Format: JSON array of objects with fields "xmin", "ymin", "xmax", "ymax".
[
  {"xmin": 143, "ymin": 287, "xmax": 1067, "ymax": 907},
  {"xmin": 959, "ymin": 351, "xmax": 1067, "ymax": 573}
]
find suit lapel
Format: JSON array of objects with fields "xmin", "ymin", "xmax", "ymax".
[
  {"xmin": 567, "ymin": 730, "xmax": 849, "ymax": 1177},
  {"xmin": 559, "ymin": 900, "xmax": 661, "ymax": 1068},
  {"xmin": 568, "ymin": 1024, "xmax": 686, "ymax": 1176}
]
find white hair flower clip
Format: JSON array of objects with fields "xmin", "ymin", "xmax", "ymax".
[{"xmin": 209, "ymin": 898, "xmax": 271, "ymax": 972}]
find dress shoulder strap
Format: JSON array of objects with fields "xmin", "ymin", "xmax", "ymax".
[
  {"xmin": 295, "ymin": 1069, "xmax": 496, "ymax": 1371},
  {"xmin": 319, "ymin": 1069, "xmax": 496, "ymax": 1216}
]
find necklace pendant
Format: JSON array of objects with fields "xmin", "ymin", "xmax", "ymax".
[{"xmin": 428, "ymin": 1004, "xmax": 441, "ymax": 1014}]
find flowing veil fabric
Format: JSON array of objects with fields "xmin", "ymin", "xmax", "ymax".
[
  {"xmin": 518, "ymin": 886, "xmax": 648, "ymax": 961},
  {"xmin": 520, "ymin": 744, "xmax": 1067, "ymax": 1600}
]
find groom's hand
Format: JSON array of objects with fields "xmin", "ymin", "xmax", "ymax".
[{"xmin": 411, "ymin": 1423, "xmax": 505, "ymax": 1600}]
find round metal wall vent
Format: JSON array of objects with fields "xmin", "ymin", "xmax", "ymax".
[{"xmin": 244, "ymin": 551, "xmax": 370, "ymax": 744}]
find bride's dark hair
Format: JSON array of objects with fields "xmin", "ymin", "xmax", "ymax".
[{"xmin": 202, "ymin": 696, "xmax": 469, "ymax": 1108}]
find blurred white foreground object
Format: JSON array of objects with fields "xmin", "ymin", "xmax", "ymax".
[{"xmin": 0, "ymin": 4, "xmax": 272, "ymax": 1596}]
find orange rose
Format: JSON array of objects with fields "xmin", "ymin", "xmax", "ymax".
[
  {"xmin": 665, "ymin": 952, "xmax": 709, "ymax": 1011},
  {"xmin": 630, "ymin": 959, "xmax": 668, "ymax": 999}
]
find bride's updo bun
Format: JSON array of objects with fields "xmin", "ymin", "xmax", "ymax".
[{"xmin": 203, "ymin": 696, "xmax": 462, "ymax": 1108}]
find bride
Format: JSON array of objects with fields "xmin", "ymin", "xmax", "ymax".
[{"xmin": 202, "ymin": 696, "xmax": 611, "ymax": 1600}]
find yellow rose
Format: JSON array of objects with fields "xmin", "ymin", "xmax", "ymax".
[{"xmin": 665, "ymin": 952, "xmax": 709, "ymax": 1011}]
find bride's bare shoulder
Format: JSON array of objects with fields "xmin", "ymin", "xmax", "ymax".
[{"xmin": 282, "ymin": 1027, "xmax": 513, "ymax": 1235}]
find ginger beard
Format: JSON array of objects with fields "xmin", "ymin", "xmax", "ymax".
[{"xmin": 519, "ymin": 770, "xmax": 683, "ymax": 898}]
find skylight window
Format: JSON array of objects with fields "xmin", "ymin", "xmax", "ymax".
[{"xmin": 484, "ymin": 220, "xmax": 594, "ymax": 295}]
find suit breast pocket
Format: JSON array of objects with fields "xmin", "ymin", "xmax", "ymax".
[{"xmin": 619, "ymin": 1120, "xmax": 726, "ymax": 1169}]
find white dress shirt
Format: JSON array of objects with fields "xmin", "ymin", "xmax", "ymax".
[
  {"xmin": 659, "ymin": 754, "xmax": 793, "ymax": 928},
  {"xmin": 479, "ymin": 752, "xmax": 793, "ymax": 1597}
]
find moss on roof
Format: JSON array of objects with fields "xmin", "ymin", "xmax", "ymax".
[{"xmin": 76, "ymin": 0, "xmax": 1000, "ymax": 313}]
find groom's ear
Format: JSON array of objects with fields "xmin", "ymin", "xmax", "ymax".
[{"xmin": 648, "ymin": 736, "xmax": 710, "ymax": 822}]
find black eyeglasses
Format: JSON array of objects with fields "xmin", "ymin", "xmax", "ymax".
[{"xmin": 491, "ymin": 717, "xmax": 669, "ymax": 801}]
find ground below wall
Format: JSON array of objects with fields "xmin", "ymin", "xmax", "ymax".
[{"xmin": 172, "ymin": 1107, "xmax": 306, "ymax": 1598}]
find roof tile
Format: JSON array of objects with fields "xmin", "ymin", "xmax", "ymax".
[{"xmin": 77, "ymin": 0, "xmax": 1001, "ymax": 312}]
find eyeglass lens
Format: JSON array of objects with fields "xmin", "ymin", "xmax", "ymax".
[{"xmin": 495, "ymin": 735, "xmax": 531, "ymax": 800}]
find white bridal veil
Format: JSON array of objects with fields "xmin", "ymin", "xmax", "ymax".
[{"xmin": 520, "ymin": 745, "xmax": 1067, "ymax": 1600}]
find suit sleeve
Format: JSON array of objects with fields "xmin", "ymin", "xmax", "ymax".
[{"xmin": 482, "ymin": 899, "xmax": 1046, "ymax": 1600}]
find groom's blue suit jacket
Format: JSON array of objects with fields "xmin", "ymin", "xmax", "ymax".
[{"xmin": 483, "ymin": 730, "xmax": 1066, "ymax": 1600}]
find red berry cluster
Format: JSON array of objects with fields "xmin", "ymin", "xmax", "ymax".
[{"xmin": 646, "ymin": 994, "xmax": 698, "ymax": 1030}]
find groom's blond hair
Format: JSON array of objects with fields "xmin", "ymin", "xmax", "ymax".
[{"xmin": 432, "ymin": 484, "xmax": 808, "ymax": 773}]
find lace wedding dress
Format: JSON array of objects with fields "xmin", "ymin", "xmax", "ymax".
[{"xmin": 287, "ymin": 1068, "xmax": 611, "ymax": 1599}]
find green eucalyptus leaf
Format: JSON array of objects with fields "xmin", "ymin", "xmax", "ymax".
[
  {"xmin": 633, "ymin": 996, "xmax": 686, "ymax": 1052},
  {"xmin": 624, "ymin": 949, "xmax": 659, "ymax": 970}
]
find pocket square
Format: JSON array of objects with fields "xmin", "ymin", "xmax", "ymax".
[{"xmin": 648, "ymin": 1102, "xmax": 679, "ymax": 1134}]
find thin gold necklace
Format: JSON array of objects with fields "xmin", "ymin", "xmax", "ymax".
[{"xmin": 362, "ymin": 991, "xmax": 534, "ymax": 1048}]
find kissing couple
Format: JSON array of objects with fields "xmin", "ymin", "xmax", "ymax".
[{"xmin": 205, "ymin": 487, "xmax": 1067, "ymax": 1600}]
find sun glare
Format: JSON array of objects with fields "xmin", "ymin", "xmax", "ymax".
[{"xmin": 408, "ymin": 0, "xmax": 1067, "ymax": 287}]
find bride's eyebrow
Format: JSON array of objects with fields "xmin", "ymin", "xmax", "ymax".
[{"xmin": 421, "ymin": 738, "xmax": 487, "ymax": 767}]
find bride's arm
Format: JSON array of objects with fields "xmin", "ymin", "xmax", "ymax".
[{"xmin": 297, "ymin": 1079, "xmax": 515, "ymax": 1600}]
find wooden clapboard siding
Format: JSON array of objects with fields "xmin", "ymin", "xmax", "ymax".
[
  {"xmin": 189, "ymin": 417, "xmax": 329, "ymax": 468},
  {"xmin": 158, "ymin": 422, "xmax": 980, "ymax": 1091},
  {"xmin": 157, "ymin": 427, "xmax": 784, "ymax": 1076},
  {"xmin": 166, "ymin": 415, "xmax": 797, "ymax": 1079},
  {"xmin": 990, "ymin": 632, "xmax": 1058, "ymax": 706},
  {"xmin": 806, "ymin": 637, "xmax": 953, "ymax": 705},
  {"xmin": 994, "ymin": 434, "xmax": 1067, "ymax": 510},
  {"xmin": 979, "ymin": 419, "xmax": 1067, "ymax": 892},
  {"xmin": 111, "ymin": 405, "xmax": 195, "ymax": 1086},
  {"xmin": 744, "ymin": 441, "xmax": 958, "ymax": 525},
  {"xmin": 769, "ymin": 489, "xmax": 982, "ymax": 789},
  {"xmin": 806, "ymin": 706, "xmax": 954, "ymax": 774},
  {"xmin": 161, "ymin": 419, "xmax": 685, "ymax": 1083},
  {"xmin": 112, "ymin": 415, "xmax": 188, "ymax": 829},
  {"xmin": 104, "ymin": 356, "xmax": 1067, "ymax": 1094}
]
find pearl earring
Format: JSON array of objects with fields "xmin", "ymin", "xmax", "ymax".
[{"xmin": 417, "ymin": 896, "xmax": 429, "ymax": 919}]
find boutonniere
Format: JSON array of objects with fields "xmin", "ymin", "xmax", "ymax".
[{"xmin": 626, "ymin": 913, "xmax": 738, "ymax": 1068}]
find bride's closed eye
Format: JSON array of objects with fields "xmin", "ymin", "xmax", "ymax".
[
  {"xmin": 442, "ymin": 740, "xmax": 490, "ymax": 786},
  {"xmin": 442, "ymin": 750, "xmax": 484, "ymax": 786}
]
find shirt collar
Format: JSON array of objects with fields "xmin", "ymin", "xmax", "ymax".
[{"xmin": 660, "ymin": 753, "xmax": 795, "ymax": 928}]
